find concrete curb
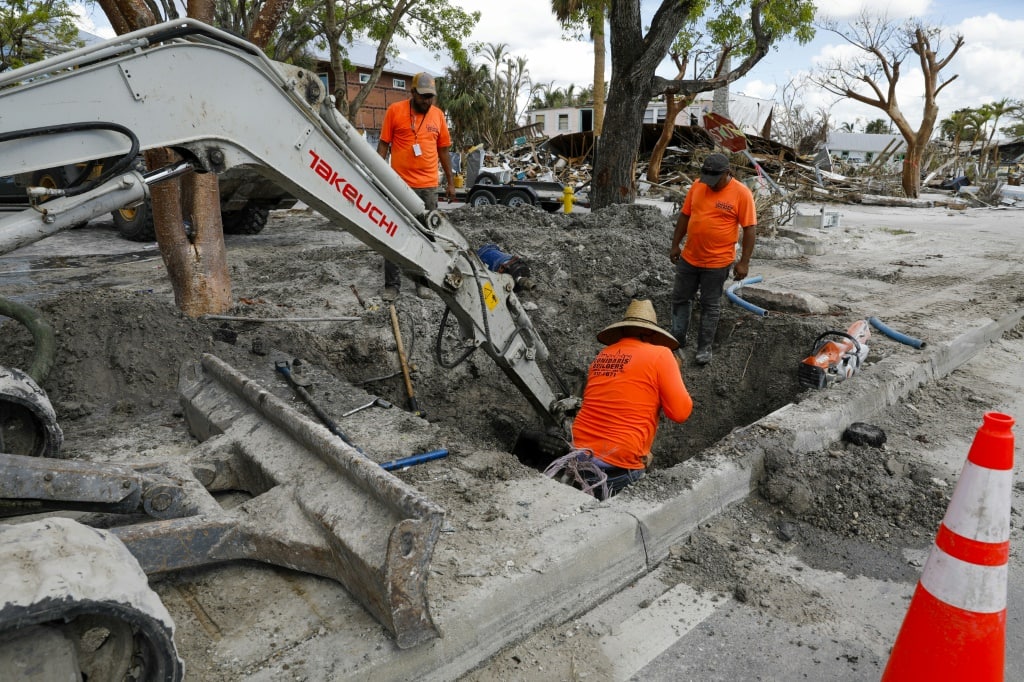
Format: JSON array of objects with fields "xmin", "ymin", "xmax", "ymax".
[{"xmin": 257, "ymin": 308, "xmax": 1023, "ymax": 680}]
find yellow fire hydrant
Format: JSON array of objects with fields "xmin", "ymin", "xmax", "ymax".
[{"xmin": 562, "ymin": 185, "xmax": 576, "ymax": 214}]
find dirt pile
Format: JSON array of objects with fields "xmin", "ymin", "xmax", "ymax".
[{"xmin": 0, "ymin": 201, "xmax": 969, "ymax": 679}]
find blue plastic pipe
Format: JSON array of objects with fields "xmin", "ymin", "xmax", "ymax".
[
  {"xmin": 726, "ymin": 276, "xmax": 769, "ymax": 317},
  {"xmin": 868, "ymin": 317, "xmax": 927, "ymax": 349},
  {"xmin": 380, "ymin": 448, "xmax": 449, "ymax": 471},
  {"xmin": 477, "ymin": 244, "xmax": 513, "ymax": 271}
]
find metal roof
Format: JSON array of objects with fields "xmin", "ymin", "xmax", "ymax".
[
  {"xmin": 310, "ymin": 40, "xmax": 436, "ymax": 77},
  {"xmin": 826, "ymin": 132, "xmax": 905, "ymax": 153}
]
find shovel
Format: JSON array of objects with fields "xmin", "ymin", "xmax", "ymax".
[{"xmin": 389, "ymin": 304, "xmax": 426, "ymax": 418}]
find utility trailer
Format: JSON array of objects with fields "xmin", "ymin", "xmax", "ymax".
[
  {"xmin": 455, "ymin": 146, "xmax": 565, "ymax": 211},
  {"xmin": 465, "ymin": 179, "xmax": 565, "ymax": 212}
]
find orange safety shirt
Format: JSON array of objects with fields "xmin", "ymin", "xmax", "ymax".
[
  {"xmin": 680, "ymin": 177, "xmax": 756, "ymax": 269},
  {"xmin": 571, "ymin": 337, "xmax": 693, "ymax": 470},
  {"xmin": 379, "ymin": 101, "xmax": 451, "ymax": 189}
]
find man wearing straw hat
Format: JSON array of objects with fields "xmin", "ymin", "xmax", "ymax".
[{"xmin": 546, "ymin": 300, "xmax": 692, "ymax": 499}]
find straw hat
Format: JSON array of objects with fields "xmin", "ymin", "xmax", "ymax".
[{"xmin": 596, "ymin": 299, "xmax": 679, "ymax": 350}]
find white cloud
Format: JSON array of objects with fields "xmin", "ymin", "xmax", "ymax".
[
  {"xmin": 70, "ymin": 2, "xmax": 116, "ymax": 39},
  {"xmin": 396, "ymin": 2, "xmax": 592, "ymax": 89},
  {"xmin": 814, "ymin": 0, "xmax": 933, "ymax": 22}
]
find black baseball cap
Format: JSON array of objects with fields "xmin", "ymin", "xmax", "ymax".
[{"xmin": 700, "ymin": 153, "xmax": 731, "ymax": 186}]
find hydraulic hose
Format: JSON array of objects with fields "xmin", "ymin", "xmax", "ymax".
[
  {"xmin": 0, "ymin": 122, "xmax": 140, "ymax": 198},
  {"xmin": 0, "ymin": 297, "xmax": 56, "ymax": 384},
  {"xmin": 726, "ymin": 276, "xmax": 769, "ymax": 317},
  {"xmin": 868, "ymin": 317, "xmax": 927, "ymax": 349}
]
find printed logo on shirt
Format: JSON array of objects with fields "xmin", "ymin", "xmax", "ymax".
[
  {"xmin": 426, "ymin": 123, "xmax": 441, "ymax": 135},
  {"xmin": 591, "ymin": 351, "xmax": 632, "ymax": 377},
  {"xmin": 715, "ymin": 200, "xmax": 736, "ymax": 213}
]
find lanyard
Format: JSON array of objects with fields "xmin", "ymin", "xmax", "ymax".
[{"xmin": 409, "ymin": 101, "xmax": 425, "ymax": 140}]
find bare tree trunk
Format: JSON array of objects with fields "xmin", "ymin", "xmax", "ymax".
[
  {"xmin": 95, "ymin": 0, "xmax": 133, "ymax": 34},
  {"xmin": 249, "ymin": 0, "xmax": 293, "ymax": 48},
  {"xmin": 101, "ymin": 0, "xmax": 234, "ymax": 316},
  {"xmin": 594, "ymin": 71, "xmax": 652, "ymax": 205},
  {"xmin": 902, "ymin": 143, "xmax": 922, "ymax": 198},
  {"xmin": 592, "ymin": 17, "xmax": 606, "ymax": 136},
  {"xmin": 646, "ymin": 94, "xmax": 693, "ymax": 182}
]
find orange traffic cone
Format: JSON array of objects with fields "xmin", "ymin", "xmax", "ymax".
[{"xmin": 882, "ymin": 412, "xmax": 1015, "ymax": 681}]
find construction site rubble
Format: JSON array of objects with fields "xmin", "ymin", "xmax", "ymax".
[{"xmin": 475, "ymin": 122, "xmax": 1024, "ymax": 223}]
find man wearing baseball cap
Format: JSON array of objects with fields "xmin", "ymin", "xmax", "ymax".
[
  {"xmin": 377, "ymin": 72, "xmax": 456, "ymax": 301},
  {"xmin": 667, "ymin": 152, "xmax": 757, "ymax": 365}
]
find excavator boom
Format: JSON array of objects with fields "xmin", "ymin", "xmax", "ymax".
[{"xmin": 0, "ymin": 19, "xmax": 570, "ymax": 427}]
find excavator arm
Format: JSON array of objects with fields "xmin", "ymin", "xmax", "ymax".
[{"xmin": 0, "ymin": 19, "xmax": 574, "ymax": 428}]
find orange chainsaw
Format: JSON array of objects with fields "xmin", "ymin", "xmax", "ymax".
[{"xmin": 798, "ymin": 320, "xmax": 871, "ymax": 389}]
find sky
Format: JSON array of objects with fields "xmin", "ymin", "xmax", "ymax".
[{"xmin": 71, "ymin": 0, "xmax": 1024, "ymax": 133}]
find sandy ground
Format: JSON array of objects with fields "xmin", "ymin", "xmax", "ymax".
[{"xmin": 0, "ymin": 194, "xmax": 1021, "ymax": 679}]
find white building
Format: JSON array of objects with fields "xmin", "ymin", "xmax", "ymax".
[
  {"xmin": 824, "ymin": 132, "xmax": 905, "ymax": 165},
  {"xmin": 524, "ymin": 91, "xmax": 773, "ymax": 138}
]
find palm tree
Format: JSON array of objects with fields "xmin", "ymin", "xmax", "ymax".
[
  {"xmin": 865, "ymin": 118, "xmax": 890, "ymax": 134},
  {"xmin": 551, "ymin": 0, "xmax": 608, "ymax": 135},
  {"xmin": 440, "ymin": 56, "xmax": 493, "ymax": 151},
  {"xmin": 981, "ymin": 98, "xmax": 1019, "ymax": 174},
  {"xmin": 939, "ymin": 109, "xmax": 972, "ymax": 175}
]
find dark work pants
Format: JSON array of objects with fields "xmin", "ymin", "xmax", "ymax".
[
  {"xmin": 671, "ymin": 258, "xmax": 731, "ymax": 350},
  {"xmin": 384, "ymin": 186, "xmax": 438, "ymax": 288}
]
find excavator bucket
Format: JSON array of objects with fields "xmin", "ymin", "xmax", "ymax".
[{"xmin": 174, "ymin": 354, "xmax": 445, "ymax": 649}]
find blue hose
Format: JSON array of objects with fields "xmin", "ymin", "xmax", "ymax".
[
  {"xmin": 726, "ymin": 276, "xmax": 768, "ymax": 317},
  {"xmin": 380, "ymin": 448, "xmax": 449, "ymax": 471},
  {"xmin": 868, "ymin": 317, "xmax": 927, "ymax": 349}
]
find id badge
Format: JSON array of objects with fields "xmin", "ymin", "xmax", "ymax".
[{"xmin": 412, "ymin": 143, "xmax": 423, "ymax": 157}]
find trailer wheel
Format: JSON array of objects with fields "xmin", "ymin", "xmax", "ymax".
[
  {"xmin": 112, "ymin": 202, "xmax": 156, "ymax": 242},
  {"xmin": 222, "ymin": 204, "xmax": 270, "ymax": 235},
  {"xmin": 501, "ymin": 189, "xmax": 532, "ymax": 208},
  {"xmin": 469, "ymin": 189, "xmax": 497, "ymax": 207}
]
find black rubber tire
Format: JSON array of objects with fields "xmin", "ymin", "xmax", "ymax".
[
  {"xmin": 475, "ymin": 173, "xmax": 497, "ymax": 185},
  {"xmin": 111, "ymin": 202, "xmax": 156, "ymax": 242},
  {"xmin": 222, "ymin": 204, "xmax": 270, "ymax": 235},
  {"xmin": 501, "ymin": 189, "xmax": 533, "ymax": 208},
  {"xmin": 469, "ymin": 189, "xmax": 497, "ymax": 207},
  {"xmin": 843, "ymin": 422, "xmax": 887, "ymax": 447}
]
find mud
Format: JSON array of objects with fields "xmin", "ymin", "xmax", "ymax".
[{"xmin": 0, "ymin": 201, "xmax": 986, "ymax": 679}]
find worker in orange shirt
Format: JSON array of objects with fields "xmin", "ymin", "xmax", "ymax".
[
  {"xmin": 669, "ymin": 152, "xmax": 757, "ymax": 365},
  {"xmin": 377, "ymin": 72, "xmax": 456, "ymax": 301},
  {"xmin": 547, "ymin": 300, "xmax": 692, "ymax": 500}
]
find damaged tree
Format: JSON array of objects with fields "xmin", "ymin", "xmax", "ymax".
[
  {"xmin": 96, "ymin": 0, "xmax": 282, "ymax": 316},
  {"xmin": 811, "ymin": 11, "xmax": 964, "ymax": 199},
  {"xmin": 592, "ymin": 0, "xmax": 814, "ymax": 209}
]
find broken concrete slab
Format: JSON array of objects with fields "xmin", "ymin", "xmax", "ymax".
[
  {"xmin": 740, "ymin": 285, "xmax": 831, "ymax": 314},
  {"xmin": 753, "ymin": 237, "xmax": 802, "ymax": 260},
  {"xmin": 776, "ymin": 227, "xmax": 826, "ymax": 255}
]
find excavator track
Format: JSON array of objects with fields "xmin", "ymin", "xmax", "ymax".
[{"xmin": 0, "ymin": 518, "xmax": 183, "ymax": 681}]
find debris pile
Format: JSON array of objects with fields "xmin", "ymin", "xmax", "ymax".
[{"xmin": 470, "ymin": 122, "xmax": 1018, "ymax": 218}]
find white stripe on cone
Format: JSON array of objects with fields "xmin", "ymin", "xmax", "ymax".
[
  {"xmin": 920, "ymin": 544, "xmax": 1009, "ymax": 614},
  {"xmin": 944, "ymin": 461, "xmax": 1013, "ymax": 543}
]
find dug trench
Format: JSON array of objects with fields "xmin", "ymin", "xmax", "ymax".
[{"xmin": 0, "ymin": 203, "xmax": 955, "ymax": 678}]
